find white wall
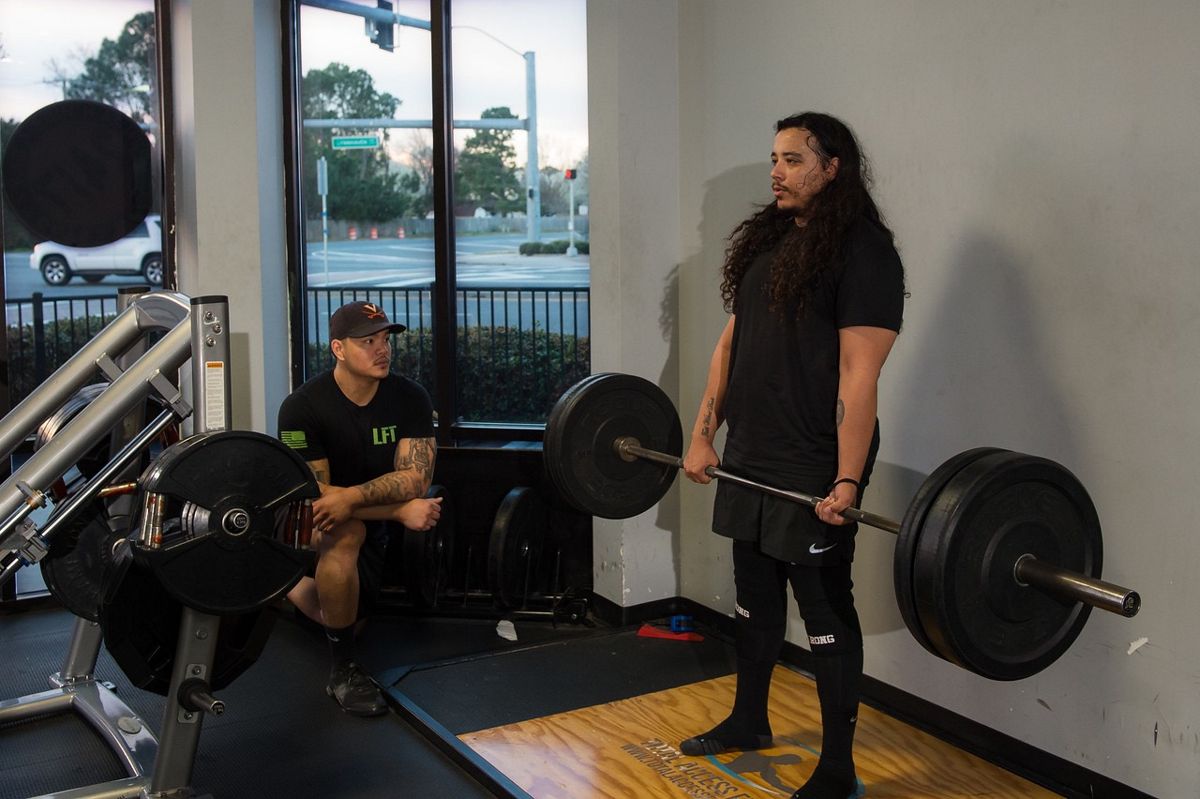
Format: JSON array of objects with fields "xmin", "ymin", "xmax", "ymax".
[
  {"xmin": 170, "ymin": 0, "xmax": 290, "ymax": 434},
  {"xmin": 587, "ymin": 0, "xmax": 684, "ymax": 607},
  {"xmin": 655, "ymin": 1, "xmax": 1199, "ymax": 795}
]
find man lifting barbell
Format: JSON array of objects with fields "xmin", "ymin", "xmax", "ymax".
[
  {"xmin": 682, "ymin": 111, "xmax": 905, "ymax": 799},
  {"xmin": 543, "ymin": 112, "xmax": 1139, "ymax": 796}
]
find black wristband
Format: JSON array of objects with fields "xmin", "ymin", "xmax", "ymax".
[{"xmin": 830, "ymin": 477, "xmax": 860, "ymax": 492}]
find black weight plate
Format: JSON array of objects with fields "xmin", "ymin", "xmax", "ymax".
[
  {"xmin": 2, "ymin": 100, "xmax": 152, "ymax": 247},
  {"xmin": 543, "ymin": 373, "xmax": 682, "ymax": 519},
  {"xmin": 136, "ymin": 430, "xmax": 317, "ymax": 514},
  {"xmin": 41, "ymin": 504, "xmax": 126, "ymax": 621},
  {"xmin": 894, "ymin": 447, "xmax": 1006, "ymax": 659},
  {"xmin": 132, "ymin": 430, "xmax": 319, "ymax": 614},
  {"xmin": 100, "ymin": 547, "xmax": 275, "ymax": 695},
  {"xmin": 543, "ymin": 373, "xmax": 606, "ymax": 505},
  {"xmin": 404, "ymin": 485, "xmax": 456, "ymax": 609},
  {"xmin": 35, "ymin": 383, "xmax": 170, "ymax": 503},
  {"xmin": 545, "ymin": 372, "xmax": 670, "ymax": 517},
  {"xmin": 488, "ymin": 486, "xmax": 546, "ymax": 609},
  {"xmin": 913, "ymin": 451, "xmax": 1102, "ymax": 680}
]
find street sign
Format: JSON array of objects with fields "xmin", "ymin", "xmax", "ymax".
[{"xmin": 331, "ymin": 135, "xmax": 380, "ymax": 150}]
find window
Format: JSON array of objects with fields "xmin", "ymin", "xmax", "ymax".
[
  {"xmin": 288, "ymin": 0, "xmax": 588, "ymax": 436},
  {"xmin": 0, "ymin": 0, "xmax": 167, "ymax": 602}
]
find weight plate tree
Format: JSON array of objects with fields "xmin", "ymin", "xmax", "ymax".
[
  {"xmin": 488, "ymin": 486, "xmax": 547, "ymax": 609},
  {"xmin": 543, "ymin": 373, "xmax": 1141, "ymax": 681}
]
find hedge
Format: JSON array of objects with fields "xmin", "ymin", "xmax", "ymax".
[
  {"xmin": 518, "ymin": 239, "xmax": 589, "ymax": 256},
  {"xmin": 309, "ymin": 325, "xmax": 591, "ymax": 423},
  {"xmin": 9, "ymin": 315, "xmax": 589, "ymax": 425}
]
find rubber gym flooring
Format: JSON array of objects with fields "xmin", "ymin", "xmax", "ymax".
[{"xmin": 1, "ymin": 606, "xmax": 1060, "ymax": 798}]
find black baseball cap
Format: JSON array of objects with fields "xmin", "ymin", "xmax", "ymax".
[{"xmin": 329, "ymin": 301, "xmax": 406, "ymax": 340}]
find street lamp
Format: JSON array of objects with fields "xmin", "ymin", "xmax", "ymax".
[{"xmin": 453, "ymin": 26, "xmax": 540, "ymax": 243}]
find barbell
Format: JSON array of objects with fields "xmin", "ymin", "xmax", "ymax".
[{"xmin": 543, "ymin": 372, "xmax": 1141, "ymax": 681}]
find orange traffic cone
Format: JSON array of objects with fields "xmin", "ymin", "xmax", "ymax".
[
  {"xmin": 348, "ymin": 226, "xmax": 358, "ymax": 240},
  {"xmin": 396, "ymin": 226, "xmax": 406, "ymax": 239},
  {"xmin": 369, "ymin": 227, "xmax": 378, "ymax": 239}
]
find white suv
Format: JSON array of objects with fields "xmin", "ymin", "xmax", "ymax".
[{"xmin": 30, "ymin": 215, "xmax": 163, "ymax": 286}]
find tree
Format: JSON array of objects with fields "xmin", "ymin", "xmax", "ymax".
[
  {"xmin": 302, "ymin": 63, "xmax": 412, "ymax": 222},
  {"xmin": 538, "ymin": 150, "xmax": 589, "ymax": 218},
  {"xmin": 400, "ymin": 132, "xmax": 435, "ymax": 218},
  {"xmin": 455, "ymin": 106, "xmax": 523, "ymax": 216},
  {"xmin": 63, "ymin": 12, "xmax": 157, "ymax": 120}
]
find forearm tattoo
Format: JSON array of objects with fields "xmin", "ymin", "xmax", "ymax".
[
  {"xmin": 700, "ymin": 397, "xmax": 714, "ymax": 438},
  {"xmin": 836, "ymin": 399, "xmax": 845, "ymax": 427},
  {"xmin": 308, "ymin": 461, "xmax": 330, "ymax": 485},
  {"xmin": 357, "ymin": 437, "xmax": 436, "ymax": 505}
]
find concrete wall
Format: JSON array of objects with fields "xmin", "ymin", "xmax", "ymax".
[
  {"xmin": 587, "ymin": 1, "xmax": 684, "ymax": 607},
  {"xmin": 170, "ymin": 0, "xmax": 290, "ymax": 434},
  {"xmin": 664, "ymin": 2, "xmax": 1197, "ymax": 795}
]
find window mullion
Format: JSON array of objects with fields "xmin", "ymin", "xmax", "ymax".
[{"xmin": 430, "ymin": 0, "xmax": 458, "ymax": 445}]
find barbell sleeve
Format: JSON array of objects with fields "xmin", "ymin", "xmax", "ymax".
[
  {"xmin": 1015, "ymin": 555, "xmax": 1140, "ymax": 618},
  {"xmin": 613, "ymin": 436, "xmax": 1140, "ymax": 618}
]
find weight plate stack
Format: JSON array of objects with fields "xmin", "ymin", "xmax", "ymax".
[
  {"xmin": 488, "ymin": 486, "xmax": 546, "ymax": 609},
  {"xmin": 894, "ymin": 447, "xmax": 1007, "ymax": 660},
  {"xmin": 912, "ymin": 450, "xmax": 1102, "ymax": 680},
  {"xmin": 544, "ymin": 373, "xmax": 682, "ymax": 519}
]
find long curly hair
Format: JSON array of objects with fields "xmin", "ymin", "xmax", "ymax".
[{"xmin": 720, "ymin": 112, "xmax": 894, "ymax": 315}]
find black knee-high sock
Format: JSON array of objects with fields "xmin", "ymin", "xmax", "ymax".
[
  {"xmin": 790, "ymin": 650, "xmax": 862, "ymax": 798},
  {"xmin": 812, "ymin": 648, "xmax": 861, "ymax": 767},
  {"xmin": 729, "ymin": 654, "xmax": 775, "ymax": 734},
  {"xmin": 325, "ymin": 623, "xmax": 356, "ymax": 666}
]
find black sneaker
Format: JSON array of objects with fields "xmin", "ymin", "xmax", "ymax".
[
  {"xmin": 326, "ymin": 661, "xmax": 388, "ymax": 717},
  {"xmin": 680, "ymin": 730, "xmax": 772, "ymax": 756}
]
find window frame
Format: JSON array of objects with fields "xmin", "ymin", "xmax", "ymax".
[{"xmin": 282, "ymin": 0, "xmax": 548, "ymax": 446}]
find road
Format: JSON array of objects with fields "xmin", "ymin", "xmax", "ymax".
[{"xmin": 4, "ymin": 233, "xmax": 589, "ymax": 298}]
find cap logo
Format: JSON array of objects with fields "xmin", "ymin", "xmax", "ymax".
[{"xmin": 361, "ymin": 303, "xmax": 385, "ymax": 320}]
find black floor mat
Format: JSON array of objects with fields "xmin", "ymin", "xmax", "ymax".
[
  {"xmin": 2, "ymin": 606, "xmax": 728, "ymax": 798},
  {"xmin": 0, "ymin": 606, "xmax": 535, "ymax": 799},
  {"xmin": 388, "ymin": 624, "xmax": 737, "ymax": 735}
]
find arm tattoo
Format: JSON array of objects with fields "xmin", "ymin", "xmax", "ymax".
[
  {"xmin": 836, "ymin": 399, "xmax": 845, "ymax": 427},
  {"xmin": 700, "ymin": 397, "xmax": 714, "ymax": 438},
  {"xmin": 307, "ymin": 460, "xmax": 330, "ymax": 485},
  {"xmin": 356, "ymin": 437, "xmax": 436, "ymax": 506}
]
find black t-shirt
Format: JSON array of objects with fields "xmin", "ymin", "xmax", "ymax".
[
  {"xmin": 276, "ymin": 370, "xmax": 434, "ymax": 487},
  {"xmin": 721, "ymin": 216, "xmax": 905, "ymax": 485}
]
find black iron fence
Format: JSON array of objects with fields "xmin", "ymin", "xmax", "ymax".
[
  {"xmin": 305, "ymin": 285, "xmax": 591, "ymax": 422},
  {"xmin": 5, "ymin": 292, "xmax": 123, "ymax": 400},
  {"xmin": 5, "ymin": 286, "xmax": 591, "ymax": 423}
]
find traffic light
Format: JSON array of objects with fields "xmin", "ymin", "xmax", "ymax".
[
  {"xmin": 564, "ymin": 169, "xmax": 577, "ymax": 180},
  {"xmin": 368, "ymin": 1, "xmax": 395, "ymax": 52}
]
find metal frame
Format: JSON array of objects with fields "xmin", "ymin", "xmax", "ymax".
[{"xmin": 0, "ymin": 292, "xmax": 234, "ymax": 799}]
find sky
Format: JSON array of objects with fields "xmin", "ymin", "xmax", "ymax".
[
  {"xmin": 0, "ymin": 0, "xmax": 589, "ymax": 169},
  {"xmin": 301, "ymin": 0, "xmax": 589, "ymax": 168}
]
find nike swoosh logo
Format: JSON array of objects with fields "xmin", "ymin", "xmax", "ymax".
[{"xmin": 809, "ymin": 542, "xmax": 838, "ymax": 554}]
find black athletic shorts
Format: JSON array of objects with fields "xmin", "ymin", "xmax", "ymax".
[
  {"xmin": 712, "ymin": 476, "xmax": 859, "ymax": 566},
  {"xmin": 355, "ymin": 521, "xmax": 389, "ymax": 617},
  {"xmin": 300, "ymin": 520, "xmax": 390, "ymax": 619}
]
